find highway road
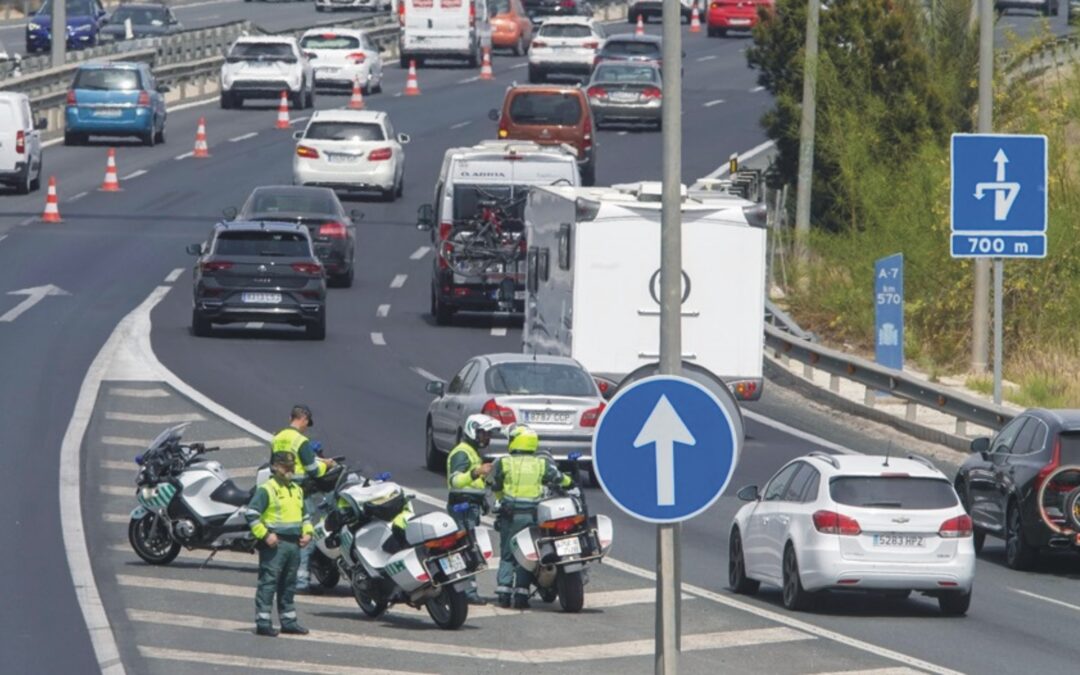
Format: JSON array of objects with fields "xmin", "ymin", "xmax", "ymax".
[{"xmin": 1, "ymin": 11, "xmax": 1079, "ymax": 675}]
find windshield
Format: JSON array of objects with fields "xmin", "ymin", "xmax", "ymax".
[
  {"xmin": 538, "ymin": 24, "xmax": 593, "ymax": 38},
  {"xmin": 213, "ymin": 231, "xmax": 310, "ymax": 257},
  {"xmin": 604, "ymin": 40, "xmax": 661, "ymax": 58},
  {"xmin": 829, "ymin": 477, "xmax": 958, "ymax": 510},
  {"xmin": 593, "ymin": 64, "xmax": 659, "ymax": 84},
  {"xmin": 304, "ymin": 121, "xmax": 385, "ymax": 142},
  {"xmin": 508, "ymin": 92, "xmax": 582, "ymax": 126},
  {"xmin": 73, "ymin": 68, "xmax": 141, "ymax": 91},
  {"xmin": 38, "ymin": 0, "xmax": 96, "ymax": 16},
  {"xmin": 147, "ymin": 423, "xmax": 188, "ymax": 451},
  {"xmin": 488, "ymin": 0, "xmax": 510, "ymax": 13},
  {"xmin": 244, "ymin": 190, "xmax": 338, "ymax": 216},
  {"xmin": 110, "ymin": 6, "xmax": 169, "ymax": 25},
  {"xmin": 452, "ymin": 184, "xmax": 529, "ymax": 226},
  {"xmin": 229, "ymin": 42, "xmax": 295, "ymax": 60},
  {"xmin": 486, "ymin": 363, "xmax": 597, "ymax": 397},
  {"xmin": 300, "ymin": 34, "xmax": 362, "ymax": 50}
]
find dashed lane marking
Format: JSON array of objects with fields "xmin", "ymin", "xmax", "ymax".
[
  {"xmin": 457, "ymin": 76, "xmax": 481, "ymax": 84},
  {"xmin": 138, "ymin": 646, "xmax": 431, "ymax": 675},
  {"xmin": 101, "ymin": 460, "xmax": 259, "ymax": 477},
  {"xmin": 164, "ymin": 268, "xmax": 184, "ymax": 283},
  {"xmin": 19, "ymin": 216, "xmax": 35, "ymax": 226},
  {"xmin": 491, "ymin": 327, "xmax": 507, "ymax": 337},
  {"xmin": 411, "ymin": 366, "xmax": 442, "ymax": 382},
  {"xmin": 510, "ymin": 62, "xmax": 527, "ymax": 69},
  {"xmin": 1011, "ymin": 588, "xmax": 1080, "ymax": 613},
  {"xmin": 409, "ymin": 246, "xmax": 430, "ymax": 260},
  {"xmin": 617, "ymin": 131, "xmax": 628, "ymax": 136},
  {"xmin": 390, "ymin": 274, "xmax": 407, "ymax": 288},
  {"xmin": 104, "ymin": 411, "xmax": 205, "ymax": 424},
  {"xmin": 704, "ymin": 99, "xmax": 725, "ymax": 108},
  {"xmin": 751, "ymin": 85, "xmax": 766, "ymax": 93},
  {"xmin": 108, "ymin": 544, "xmax": 256, "ymax": 566},
  {"xmin": 101, "ymin": 435, "xmax": 261, "ymax": 449},
  {"xmin": 376, "ymin": 304, "xmax": 390, "ymax": 318},
  {"xmin": 229, "ymin": 132, "xmax": 258, "ymax": 142},
  {"xmin": 0, "ymin": 235, "xmax": 6, "ymax": 244},
  {"xmin": 371, "ymin": 332, "xmax": 386, "ymax": 346},
  {"xmin": 69, "ymin": 191, "xmax": 88, "ymax": 202},
  {"xmin": 174, "ymin": 151, "xmax": 194, "ymax": 160},
  {"xmin": 811, "ymin": 669, "xmax": 925, "ymax": 675},
  {"xmin": 697, "ymin": 54, "xmax": 717, "ymax": 62},
  {"xmin": 121, "ymin": 169, "xmax": 147, "ymax": 180},
  {"xmin": 103, "ymin": 513, "xmax": 128, "ymax": 524},
  {"xmin": 100, "ymin": 485, "xmax": 135, "ymax": 496},
  {"xmin": 450, "ymin": 121, "xmax": 472, "ymax": 129},
  {"xmin": 110, "ymin": 387, "xmax": 170, "ymax": 398}
]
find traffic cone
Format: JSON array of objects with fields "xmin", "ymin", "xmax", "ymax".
[
  {"xmin": 41, "ymin": 176, "xmax": 61, "ymax": 223},
  {"xmin": 193, "ymin": 117, "xmax": 210, "ymax": 158},
  {"xmin": 100, "ymin": 148, "xmax": 121, "ymax": 192},
  {"xmin": 404, "ymin": 60, "xmax": 421, "ymax": 96},
  {"xmin": 635, "ymin": 13, "xmax": 645, "ymax": 36},
  {"xmin": 479, "ymin": 47, "xmax": 494, "ymax": 80},
  {"xmin": 348, "ymin": 76, "xmax": 365, "ymax": 110},
  {"xmin": 276, "ymin": 91, "xmax": 291, "ymax": 129},
  {"xmin": 690, "ymin": 3, "xmax": 701, "ymax": 33}
]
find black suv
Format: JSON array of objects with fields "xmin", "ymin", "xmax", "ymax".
[
  {"xmin": 955, "ymin": 408, "xmax": 1080, "ymax": 569},
  {"xmin": 187, "ymin": 221, "xmax": 327, "ymax": 339}
]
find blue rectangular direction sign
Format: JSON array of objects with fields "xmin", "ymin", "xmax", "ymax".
[
  {"xmin": 950, "ymin": 233, "xmax": 1047, "ymax": 259},
  {"xmin": 951, "ymin": 134, "xmax": 1047, "ymax": 234}
]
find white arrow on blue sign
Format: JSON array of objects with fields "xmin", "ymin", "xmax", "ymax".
[{"xmin": 592, "ymin": 375, "xmax": 740, "ymax": 524}]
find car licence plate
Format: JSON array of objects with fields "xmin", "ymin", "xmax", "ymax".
[
  {"xmin": 554, "ymin": 537, "xmax": 581, "ymax": 556},
  {"xmin": 93, "ymin": 109, "xmax": 123, "ymax": 118},
  {"xmin": 730, "ymin": 18, "xmax": 751, "ymax": 25},
  {"xmin": 611, "ymin": 92, "xmax": 637, "ymax": 102},
  {"xmin": 873, "ymin": 534, "xmax": 925, "ymax": 547},
  {"xmin": 524, "ymin": 410, "xmax": 573, "ymax": 424},
  {"xmin": 241, "ymin": 292, "xmax": 282, "ymax": 304},
  {"xmin": 326, "ymin": 153, "xmax": 360, "ymax": 163},
  {"xmin": 438, "ymin": 552, "xmax": 466, "ymax": 575}
]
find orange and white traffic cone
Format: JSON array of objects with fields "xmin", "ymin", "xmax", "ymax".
[
  {"xmin": 479, "ymin": 47, "xmax": 494, "ymax": 80},
  {"xmin": 100, "ymin": 148, "xmax": 121, "ymax": 192},
  {"xmin": 193, "ymin": 117, "xmax": 210, "ymax": 158},
  {"xmin": 348, "ymin": 76, "xmax": 365, "ymax": 110},
  {"xmin": 41, "ymin": 176, "xmax": 61, "ymax": 223},
  {"xmin": 635, "ymin": 13, "xmax": 645, "ymax": 36},
  {"xmin": 275, "ymin": 91, "xmax": 291, "ymax": 129},
  {"xmin": 690, "ymin": 3, "xmax": 702, "ymax": 33},
  {"xmin": 404, "ymin": 60, "xmax": 421, "ymax": 96}
]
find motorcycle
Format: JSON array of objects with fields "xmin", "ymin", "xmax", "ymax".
[
  {"xmin": 312, "ymin": 470, "xmax": 494, "ymax": 630},
  {"xmin": 509, "ymin": 452, "xmax": 614, "ymax": 612}
]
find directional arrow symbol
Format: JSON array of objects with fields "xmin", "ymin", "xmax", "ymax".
[
  {"xmin": 633, "ymin": 394, "xmax": 696, "ymax": 507},
  {"xmin": 993, "ymin": 148, "xmax": 1008, "ymax": 181},
  {"xmin": 0, "ymin": 284, "xmax": 70, "ymax": 323}
]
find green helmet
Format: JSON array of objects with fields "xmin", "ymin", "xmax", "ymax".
[{"xmin": 507, "ymin": 425, "xmax": 539, "ymax": 453}]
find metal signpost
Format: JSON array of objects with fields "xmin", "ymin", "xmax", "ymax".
[
  {"xmin": 951, "ymin": 133, "xmax": 1048, "ymax": 403},
  {"xmin": 874, "ymin": 253, "xmax": 904, "ymax": 374},
  {"xmin": 52, "ymin": 0, "xmax": 67, "ymax": 69}
]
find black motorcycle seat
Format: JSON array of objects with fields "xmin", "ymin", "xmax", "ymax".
[{"xmin": 211, "ymin": 479, "xmax": 254, "ymax": 507}]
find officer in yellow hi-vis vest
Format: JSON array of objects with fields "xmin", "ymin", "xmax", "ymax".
[
  {"xmin": 447, "ymin": 414, "xmax": 501, "ymax": 605},
  {"xmin": 489, "ymin": 425, "xmax": 573, "ymax": 609},
  {"xmin": 244, "ymin": 452, "xmax": 314, "ymax": 637}
]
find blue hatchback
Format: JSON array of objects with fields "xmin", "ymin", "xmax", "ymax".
[
  {"xmin": 65, "ymin": 63, "xmax": 169, "ymax": 146},
  {"xmin": 26, "ymin": 0, "xmax": 108, "ymax": 54}
]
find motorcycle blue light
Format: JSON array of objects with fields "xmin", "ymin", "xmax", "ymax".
[
  {"xmin": 376, "ymin": 472, "xmax": 391, "ymax": 481},
  {"xmin": 134, "ymin": 454, "xmax": 143, "ymax": 465},
  {"xmin": 568, "ymin": 451, "xmax": 582, "ymax": 461},
  {"xmin": 452, "ymin": 502, "xmax": 470, "ymax": 513}
]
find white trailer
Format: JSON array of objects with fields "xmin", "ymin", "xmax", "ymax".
[{"xmin": 522, "ymin": 181, "xmax": 767, "ymax": 401}]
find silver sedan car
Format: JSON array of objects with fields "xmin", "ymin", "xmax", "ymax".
[
  {"xmin": 585, "ymin": 61, "xmax": 663, "ymax": 130},
  {"xmin": 424, "ymin": 353, "xmax": 605, "ymax": 472}
]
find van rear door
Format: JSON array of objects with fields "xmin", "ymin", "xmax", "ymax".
[
  {"xmin": 0, "ymin": 98, "xmax": 23, "ymax": 172},
  {"xmin": 404, "ymin": 0, "xmax": 474, "ymax": 53}
]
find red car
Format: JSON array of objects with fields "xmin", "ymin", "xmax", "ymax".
[{"xmin": 706, "ymin": 0, "xmax": 773, "ymax": 37}]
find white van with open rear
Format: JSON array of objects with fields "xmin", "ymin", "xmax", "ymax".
[
  {"xmin": 398, "ymin": 0, "xmax": 491, "ymax": 68},
  {"xmin": 0, "ymin": 92, "xmax": 46, "ymax": 195}
]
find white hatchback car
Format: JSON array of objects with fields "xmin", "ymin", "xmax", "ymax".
[
  {"xmin": 299, "ymin": 28, "xmax": 385, "ymax": 94},
  {"xmin": 729, "ymin": 453, "xmax": 976, "ymax": 615},
  {"xmin": 220, "ymin": 36, "xmax": 315, "ymax": 109},
  {"xmin": 292, "ymin": 110, "xmax": 409, "ymax": 201},
  {"xmin": 527, "ymin": 16, "xmax": 603, "ymax": 83}
]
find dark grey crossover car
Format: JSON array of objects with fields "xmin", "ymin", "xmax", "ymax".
[
  {"xmin": 98, "ymin": 3, "xmax": 182, "ymax": 42},
  {"xmin": 187, "ymin": 221, "xmax": 327, "ymax": 339}
]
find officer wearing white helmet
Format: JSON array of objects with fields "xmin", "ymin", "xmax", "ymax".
[{"xmin": 446, "ymin": 413, "xmax": 501, "ymax": 604}]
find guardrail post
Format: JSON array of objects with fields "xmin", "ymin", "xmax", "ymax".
[
  {"xmin": 905, "ymin": 401, "xmax": 917, "ymax": 422},
  {"xmin": 955, "ymin": 419, "xmax": 967, "ymax": 436},
  {"xmin": 802, "ymin": 363, "xmax": 813, "ymax": 380},
  {"xmin": 863, "ymin": 387, "xmax": 875, "ymax": 407},
  {"xmin": 829, "ymin": 373, "xmax": 840, "ymax": 393}
]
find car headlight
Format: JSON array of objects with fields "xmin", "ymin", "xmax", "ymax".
[{"xmin": 28, "ymin": 22, "xmax": 41, "ymax": 31}]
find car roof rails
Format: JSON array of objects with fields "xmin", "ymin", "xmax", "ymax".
[
  {"xmin": 905, "ymin": 453, "xmax": 939, "ymax": 473},
  {"xmin": 807, "ymin": 451, "xmax": 839, "ymax": 469}
]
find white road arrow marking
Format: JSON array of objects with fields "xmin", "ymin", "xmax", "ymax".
[
  {"xmin": 0, "ymin": 284, "xmax": 70, "ymax": 322},
  {"xmin": 633, "ymin": 394, "xmax": 696, "ymax": 506}
]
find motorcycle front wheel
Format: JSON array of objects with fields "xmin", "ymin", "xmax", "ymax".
[
  {"xmin": 128, "ymin": 512, "xmax": 181, "ymax": 565},
  {"xmin": 310, "ymin": 549, "xmax": 341, "ymax": 588},
  {"xmin": 351, "ymin": 571, "xmax": 388, "ymax": 618},
  {"xmin": 426, "ymin": 587, "xmax": 468, "ymax": 630},
  {"xmin": 557, "ymin": 570, "xmax": 585, "ymax": 613}
]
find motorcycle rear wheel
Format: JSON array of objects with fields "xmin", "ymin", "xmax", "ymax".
[
  {"xmin": 128, "ymin": 513, "xmax": 181, "ymax": 565},
  {"xmin": 426, "ymin": 587, "xmax": 468, "ymax": 629},
  {"xmin": 556, "ymin": 570, "xmax": 585, "ymax": 613}
]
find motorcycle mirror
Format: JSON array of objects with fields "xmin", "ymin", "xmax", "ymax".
[
  {"xmin": 376, "ymin": 471, "xmax": 391, "ymax": 482},
  {"xmin": 451, "ymin": 502, "xmax": 471, "ymax": 513}
]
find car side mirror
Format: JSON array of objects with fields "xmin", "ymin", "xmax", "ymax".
[
  {"xmin": 222, "ymin": 207, "xmax": 238, "ymax": 221},
  {"xmin": 488, "ymin": 108, "xmax": 500, "ymax": 121},
  {"xmin": 397, "ymin": 133, "xmax": 410, "ymax": 144},
  {"xmin": 416, "ymin": 203, "xmax": 435, "ymax": 231},
  {"xmin": 350, "ymin": 209, "xmax": 364, "ymax": 222},
  {"xmin": 157, "ymin": 84, "xmax": 171, "ymax": 94},
  {"xmin": 425, "ymin": 381, "xmax": 445, "ymax": 397},
  {"xmin": 185, "ymin": 243, "xmax": 202, "ymax": 256},
  {"xmin": 970, "ymin": 436, "xmax": 990, "ymax": 457},
  {"xmin": 292, "ymin": 130, "xmax": 303, "ymax": 141},
  {"xmin": 34, "ymin": 117, "xmax": 47, "ymax": 130},
  {"xmin": 736, "ymin": 485, "xmax": 759, "ymax": 502}
]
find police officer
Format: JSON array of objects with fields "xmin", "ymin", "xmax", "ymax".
[
  {"xmin": 244, "ymin": 451, "xmax": 314, "ymax": 637},
  {"xmin": 270, "ymin": 404, "xmax": 335, "ymax": 592},
  {"xmin": 446, "ymin": 414, "xmax": 501, "ymax": 605},
  {"xmin": 489, "ymin": 425, "xmax": 573, "ymax": 609}
]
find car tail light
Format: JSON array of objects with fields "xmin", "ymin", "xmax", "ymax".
[
  {"xmin": 292, "ymin": 262, "xmax": 324, "ymax": 275},
  {"xmin": 296, "ymin": 145, "xmax": 319, "ymax": 158},
  {"xmin": 812, "ymin": 510, "xmax": 861, "ymax": 535},
  {"xmin": 580, "ymin": 403, "xmax": 605, "ymax": 427},
  {"xmin": 938, "ymin": 515, "xmax": 973, "ymax": 538},
  {"xmin": 368, "ymin": 147, "xmax": 393, "ymax": 161},
  {"xmin": 347, "ymin": 52, "xmax": 367, "ymax": 63},
  {"xmin": 398, "ymin": 0, "xmax": 406, "ymax": 25},
  {"xmin": 583, "ymin": 40, "xmax": 599, "ymax": 49},
  {"xmin": 532, "ymin": 39, "xmax": 547, "ymax": 48},
  {"xmin": 437, "ymin": 222, "xmax": 453, "ymax": 270},
  {"xmin": 560, "ymin": 0, "xmax": 575, "ymax": 7},
  {"xmin": 200, "ymin": 261, "xmax": 234, "ymax": 273},
  {"xmin": 540, "ymin": 514, "xmax": 585, "ymax": 534},
  {"xmin": 498, "ymin": 117, "xmax": 509, "ymax": 139},
  {"xmin": 595, "ymin": 378, "xmax": 609, "ymax": 395},
  {"xmin": 425, "ymin": 529, "xmax": 467, "ymax": 551},
  {"xmin": 733, "ymin": 380, "xmax": 758, "ymax": 399},
  {"xmin": 1036, "ymin": 435, "xmax": 1063, "ymax": 492},
  {"xmin": 137, "ymin": 90, "xmax": 151, "ymax": 107},
  {"xmin": 66, "ymin": 90, "xmax": 77, "ymax": 105},
  {"xmin": 318, "ymin": 222, "xmax": 347, "ymax": 239},
  {"xmin": 469, "ymin": 0, "xmax": 476, "ymax": 27},
  {"xmin": 481, "ymin": 398, "xmax": 516, "ymax": 425},
  {"xmin": 15, "ymin": 130, "xmax": 25, "ymax": 155},
  {"xmin": 321, "ymin": 32, "xmax": 337, "ymax": 39},
  {"xmin": 582, "ymin": 114, "xmax": 592, "ymax": 149},
  {"xmin": 642, "ymin": 86, "xmax": 662, "ymax": 99},
  {"xmin": 587, "ymin": 85, "xmax": 607, "ymax": 99}
]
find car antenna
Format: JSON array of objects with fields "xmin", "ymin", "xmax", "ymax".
[{"xmin": 883, "ymin": 441, "xmax": 892, "ymax": 467}]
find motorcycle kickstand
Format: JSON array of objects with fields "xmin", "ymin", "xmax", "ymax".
[{"xmin": 200, "ymin": 550, "xmax": 219, "ymax": 569}]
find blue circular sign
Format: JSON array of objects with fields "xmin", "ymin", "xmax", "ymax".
[{"xmin": 592, "ymin": 375, "xmax": 739, "ymax": 524}]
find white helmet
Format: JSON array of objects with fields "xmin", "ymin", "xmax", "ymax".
[{"xmin": 463, "ymin": 414, "xmax": 501, "ymax": 442}]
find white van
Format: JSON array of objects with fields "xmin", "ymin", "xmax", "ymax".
[
  {"xmin": 0, "ymin": 92, "xmax": 45, "ymax": 195},
  {"xmin": 418, "ymin": 140, "xmax": 580, "ymax": 324},
  {"xmin": 398, "ymin": 0, "xmax": 491, "ymax": 68}
]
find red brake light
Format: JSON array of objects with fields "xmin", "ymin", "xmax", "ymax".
[
  {"xmin": 368, "ymin": 147, "xmax": 393, "ymax": 161},
  {"xmin": 398, "ymin": 0, "xmax": 405, "ymax": 25},
  {"xmin": 15, "ymin": 130, "xmax": 25, "ymax": 155},
  {"xmin": 481, "ymin": 399, "xmax": 516, "ymax": 425},
  {"xmin": 318, "ymin": 222, "xmax": 347, "ymax": 239},
  {"xmin": 347, "ymin": 52, "xmax": 367, "ymax": 63},
  {"xmin": 469, "ymin": 0, "xmax": 476, "ymax": 26},
  {"xmin": 296, "ymin": 145, "xmax": 319, "ymax": 159},
  {"xmin": 580, "ymin": 403, "xmax": 605, "ymax": 428},
  {"xmin": 540, "ymin": 514, "xmax": 585, "ymax": 534},
  {"xmin": 437, "ymin": 222, "xmax": 453, "ymax": 270},
  {"xmin": 66, "ymin": 90, "xmax": 77, "ymax": 105},
  {"xmin": 559, "ymin": 0, "xmax": 575, "ymax": 7},
  {"xmin": 595, "ymin": 379, "xmax": 609, "ymax": 394},
  {"xmin": 812, "ymin": 510, "xmax": 861, "ymax": 535},
  {"xmin": 291, "ymin": 262, "xmax": 324, "ymax": 275},
  {"xmin": 424, "ymin": 529, "xmax": 467, "ymax": 551},
  {"xmin": 137, "ymin": 91, "xmax": 151, "ymax": 107},
  {"xmin": 733, "ymin": 380, "xmax": 758, "ymax": 399},
  {"xmin": 321, "ymin": 32, "xmax": 336, "ymax": 39},
  {"xmin": 498, "ymin": 117, "xmax": 509, "ymax": 138},
  {"xmin": 642, "ymin": 86, "xmax": 662, "ymax": 99},
  {"xmin": 587, "ymin": 85, "xmax": 607, "ymax": 99},
  {"xmin": 583, "ymin": 40, "xmax": 599, "ymax": 49},
  {"xmin": 200, "ymin": 261, "xmax": 234, "ymax": 273},
  {"xmin": 938, "ymin": 515, "xmax": 973, "ymax": 538},
  {"xmin": 532, "ymin": 39, "xmax": 547, "ymax": 48},
  {"xmin": 583, "ymin": 114, "xmax": 592, "ymax": 148},
  {"xmin": 1036, "ymin": 436, "xmax": 1063, "ymax": 491}
]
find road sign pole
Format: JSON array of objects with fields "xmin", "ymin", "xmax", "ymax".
[
  {"xmin": 51, "ymin": 0, "xmax": 67, "ymax": 69},
  {"xmin": 794, "ymin": 0, "xmax": 820, "ymax": 276},
  {"xmin": 972, "ymin": 0, "xmax": 994, "ymax": 373},
  {"xmin": 659, "ymin": 0, "xmax": 683, "ymax": 669},
  {"xmin": 993, "ymin": 258, "xmax": 1003, "ymax": 404}
]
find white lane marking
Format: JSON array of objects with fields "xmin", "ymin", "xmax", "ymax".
[
  {"xmin": 697, "ymin": 54, "xmax": 717, "ymax": 62},
  {"xmin": 103, "ymin": 513, "xmax": 129, "ymax": 524},
  {"xmin": 390, "ymin": 273, "xmax": 408, "ymax": 288},
  {"xmin": 101, "ymin": 435, "xmax": 261, "ymax": 449},
  {"xmin": 101, "ymin": 485, "xmax": 137, "ymax": 496},
  {"xmin": 457, "ymin": 76, "xmax": 481, "ymax": 84},
  {"xmin": 811, "ymin": 669, "xmax": 924, "ymax": 675},
  {"xmin": 164, "ymin": 268, "xmax": 184, "ymax": 283},
  {"xmin": 107, "ymin": 544, "xmax": 256, "ymax": 566},
  {"xmin": 0, "ymin": 285, "xmax": 71, "ymax": 323},
  {"xmin": 411, "ymin": 366, "xmax": 443, "ymax": 382},
  {"xmin": 19, "ymin": 216, "xmax": 35, "ymax": 226},
  {"xmin": 617, "ymin": 131, "xmax": 628, "ymax": 136},
  {"xmin": 371, "ymin": 332, "xmax": 386, "ymax": 346},
  {"xmin": 1011, "ymin": 588, "xmax": 1080, "ymax": 613},
  {"xmin": 138, "ymin": 646, "xmax": 429, "ymax": 675},
  {"xmin": 742, "ymin": 410, "xmax": 858, "ymax": 455},
  {"xmin": 704, "ymin": 99, "xmax": 725, "ymax": 107},
  {"xmin": 102, "ymin": 460, "xmax": 258, "ymax": 476},
  {"xmin": 174, "ymin": 151, "xmax": 194, "ymax": 160},
  {"xmin": 109, "ymin": 387, "xmax": 170, "ymax": 398},
  {"xmin": 751, "ymin": 85, "xmax": 766, "ymax": 93},
  {"xmin": 69, "ymin": 191, "xmax": 88, "ymax": 202},
  {"xmin": 450, "ymin": 120, "xmax": 472, "ymax": 130},
  {"xmin": 491, "ymin": 327, "xmax": 507, "ymax": 337},
  {"xmin": 244, "ymin": 321, "xmax": 264, "ymax": 329},
  {"xmin": 394, "ymin": 92, "xmax": 403, "ymax": 97},
  {"xmin": 376, "ymin": 304, "xmax": 390, "ymax": 318},
  {"xmin": 104, "ymin": 411, "xmax": 204, "ymax": 424},
  {"xmin": 704, "ymin": 139, "xmax": 776, "ymax": 179},
  {"xmin": 510, "ymin": 62, "xmax": 527, "ymax": 69},
  {"xmin": 121, "ymin": 169, "xmax": 147, "ymax": 180},
  {"xmin": 229, "ymin": 132, "xmax": 258, "ymax": 142},
  {"xmin": 0, "ymin": 235, "xmax": 6, "ymax": 244},
  {"xmin": 409, "ymin": 245, "xmax": 431, "ymax": 260}
]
